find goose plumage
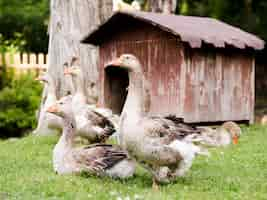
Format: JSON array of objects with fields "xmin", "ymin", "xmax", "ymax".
[
  {"xmin": 47, "ymin": 95, "xmax": 136, "ymax": 178},
  {"xmin": 64, "ymin": 59, "xmax": 118, "ymax": 143},
  {"xmin": 33, "ymin": 72, "xmax": 62, "ymax": 135},
  {"xmin": 110, "ymin": 54, "xmax": 208, "ymax": 186},
  {"xmin": 196, "ymin": 121, "xmax": 242, "ymax": 147}
]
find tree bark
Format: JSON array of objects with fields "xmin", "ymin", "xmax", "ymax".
[
  {"xmin": 144, "ymin": 0, "xmax": 177, "ymax": 13},
  {"xmin": 35, "ymin": 0, "xmax": 113, "ymax": 135},
  {"xmin": 47, "ymin": 0, "xmax": 113, "ymax": 98},
  {"xmin": 36, "ymin": 0, "xmax": 171, "ymax": 135}
]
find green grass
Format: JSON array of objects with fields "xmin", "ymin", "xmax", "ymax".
[{"xmin": 0, "ymin": 125, "xmax": 267, "ymax": 200}]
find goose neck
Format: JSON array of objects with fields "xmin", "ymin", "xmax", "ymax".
[
  {"xmin": 74, "ymin": 74, "xmax": 86, "ymax": 97},
  {"xmin": 123, "ymin": 70, "xmax": 146, "ymax": 117},
  {"xmin": 59, "ymin": 116, "xmax": 76, "ymax": 147},
  {"xmin": 45, "ymin": 83, "xmax": 57, "ymax": 106}
]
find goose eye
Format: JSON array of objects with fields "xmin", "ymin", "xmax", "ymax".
[{"xmin": 59, "ymin": 102, "xmax": 63, "ymax": 105}]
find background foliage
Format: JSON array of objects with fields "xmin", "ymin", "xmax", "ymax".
[
  {"xmin": 0, "ymin": 71, "xmax": 42, "ymax": 138},
  {"xmin": 1, "ymin": 0, "xmax": 267, "ymax": 53},
  {"xmin": 0, "ymin": 0, "xmax": 49, "ymax": 53},
  {"xmin": 0, "ymin": 0, "xmax": 266, "ymax": 138}
]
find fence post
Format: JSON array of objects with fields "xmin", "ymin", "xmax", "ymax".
[
  {"xmin": 14, "ymin": 53, "xmax": 20, "ymax": 66},
  {"xmin": 0, "ymin": 52, "xmax": 47, "ymax": 74},
  {"xmin": 4, "ymin": 53, "xmax": 11, "ymax": 66}
]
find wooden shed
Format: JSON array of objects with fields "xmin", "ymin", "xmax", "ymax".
[{"xmin": 82, "ymin": 11, "xmax": 265, "ymax": 124}]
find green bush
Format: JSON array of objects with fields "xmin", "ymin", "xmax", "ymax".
[{"xmin": 0, "ymin": 72, "xmax": 42, "ymax": 138}]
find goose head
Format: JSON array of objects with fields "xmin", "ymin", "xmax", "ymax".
[
  {"xmin": 64, "ymin": 65, "xmax": 81, "ymax": 78},
  {"xmin": 64, "ymin": 56, "xmax": 81, "ymax": 77},
  {"xmin": 221, "ymin": 121, "xmax": 242, "ymax": 145},
  {"xmin": 109, "ymin": 54, "xmax": 142, "ymax": 72},
  {"xmin": 46, "ymin": 95, "xmax": 73, "ymax": 119}
]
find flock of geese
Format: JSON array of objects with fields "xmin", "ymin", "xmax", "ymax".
[{"xmin": 35, "ymin": 54, "xmax": 242, "ymax": 188}]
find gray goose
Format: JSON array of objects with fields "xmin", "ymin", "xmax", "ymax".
[
  {"xmin": 46, "ymin": 95, "xmax": 135, "ymax": 178},
  {"xmin": 33, "ymin": 72, "xmax": 62, "ymax": 135},
  {"xmin": 109, "ymin": 54, "xmax": 208, "ymax": 188},
  {"xmin": 196, "ymin": 121, "xmax": 242, "ymax": 147},
  {"xmin": 64, "ymin": 61, "xmax": 118, "ymax": 143}
]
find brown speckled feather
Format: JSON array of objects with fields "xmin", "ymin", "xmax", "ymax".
[
  {"xmin": 85, "ymin": 109, "xmax": 116, "ymax": 139},
  {"xmin": 141, "ymin": 115, "xmax": 201, "ymax": 144},
  {"xmin": 74, "ymin": 144, "xmax": 127, "ymax": 173}
]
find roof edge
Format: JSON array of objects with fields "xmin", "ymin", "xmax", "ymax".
[{"xmin": 81, "ymin": 11, "xmax": 265, "ymax": 50}]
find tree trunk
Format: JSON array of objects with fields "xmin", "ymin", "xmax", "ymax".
[
  {"xmin": 145, "ymin": 0, "xmax": 177, "ymax": 13},
  {"xmin": 36, "ymin": 0, "xmax": 171, "ymax": 135},
  {"xmin": 35, "ymin": 0, "xmax": 113, "ymax": 135},
  {"xmin": 47, "ymin": 0, "xmax": 113, "ymax": 98}
]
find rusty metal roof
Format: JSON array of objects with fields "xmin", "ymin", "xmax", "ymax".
[{"xmin": 82, "ymin": 11, "xmax": 265, "ymax": 50}]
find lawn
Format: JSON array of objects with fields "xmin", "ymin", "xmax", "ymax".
[{"xmin": 0, "ymin": 125, "xmax": 267, "ymax": 200}]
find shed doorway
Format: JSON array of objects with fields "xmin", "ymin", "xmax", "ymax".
[{"xmin": 104, "ymin": 66, "xmax": 129, "ymax": 114}]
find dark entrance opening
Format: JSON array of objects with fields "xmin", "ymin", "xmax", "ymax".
[{"xmin": 104, "ymin": 66, "xmax": 129, "ymax": 114}]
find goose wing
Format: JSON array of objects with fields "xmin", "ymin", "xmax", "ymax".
[
  {"xmin": 142, "ymin": 115, "xmax": 201, "ymax": 144},
  {"xmin": 83, "ymin": 108, "xmax": 116, "ymax": 139},
  {"xmin": 85, "ymin": 109, "xmax": 115, "ymax": 129},
  {"xmin": 74, "ymin": 144, "xmax": 127, "ymax": 174}
]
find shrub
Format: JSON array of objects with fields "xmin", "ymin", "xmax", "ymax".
[{"xmin": 0, "ymin": 72, "xmax": 42, "ymax": 138}]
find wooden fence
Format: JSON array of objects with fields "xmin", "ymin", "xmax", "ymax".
[{"xmin": 0, "ymin": 53, "xmax": 48, "ymax": 74}]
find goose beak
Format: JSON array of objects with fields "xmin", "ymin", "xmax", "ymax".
[
  {"xmin": 64, "ymin": 68, "xmax": 72, "ymax": 75},
  {"xmin": 64, "ymin": 68, "xmax": 73, "ymax": 75},
  {"xmin": 46, "ymin": 105, "xmax": 59, "ymax": 114},
  {"xmin": 96, "ymin": 102, "xmax": 102, "ymax": 107},
  {"xmin": 107, "ymin": 58, "xmax": 122, "ymax": 67},
  {"xmin": 233, "ymin": 134, "xmax": 239, "ymax": 145}
]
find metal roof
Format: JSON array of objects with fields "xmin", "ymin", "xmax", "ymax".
[{"xmin": 82, "ymin": 11, "xmax": 265, "ymax": 50}]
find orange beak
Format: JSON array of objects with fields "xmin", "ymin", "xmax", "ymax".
[
  {"xmin": 233, "ymin": 135, "xmax": 239, "ymax": 145},
  {"xmin": 46, "ymin": 105, "xmax": 59, "ymax": 113},
  {"xmin": 64, "ymin": 68, "xmax": 72, "ymax": 75},
  {"xmin": 106, "ymin": 58, "xmax": 122, "ymax": 68}
]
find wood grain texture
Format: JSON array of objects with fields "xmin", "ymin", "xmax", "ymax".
[
  {"xmin": 47, "ymin": 0, "xmax": 113, "ymax": 98},
  {"xmin": 144, "ymin": 0, "xmax": 177, "ymax": 13},
  {"xmin": 36, "ymin": 0, "xmax": 113, "ymax": 134},
  {"xmin": 99, "ymin": 22, "xmax": 255, "ymax": 123}
]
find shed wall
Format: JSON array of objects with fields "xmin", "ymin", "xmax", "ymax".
[
  {"xmin": 183, "ymin": 47, "xmax": 254, "ymax": 122},
  {"xmin": 99, "ymin": 23, "xmax": 184, "ymax": 116},
  {"xmin": 99, "ymin": 23, "xmax": 255, "ymax": 123}
]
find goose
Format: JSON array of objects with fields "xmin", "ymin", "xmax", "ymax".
[
  {"xmin": 109, "ymin": 54, "xmax": 209, "ymax": 188},
  {"xmin": 64, "ymin": 57, "xmax": 116, "ymax": 118},
  {"xmin": 196, "ymin": 121, "xmax": 242, "ymax": 147},
  {"xmin": 113, "ymin": 0, "xmax": 141, "ymax": 12},
  {"xmin": 46, "ymin": 95, "xmax": 136, "ymax": 178},
  {"xmin": 33, "ymin": 73, "xmax": 62, "ymax": 135},
  {"xmin": 63, "ymin": 61, "xmax": 118, "ymax": 143}
]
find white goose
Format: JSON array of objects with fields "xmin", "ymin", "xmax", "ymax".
[
  {"xmin": 109, "ymin": 54, "xmax": 209, "ymax": 187},
  {"xmin": 64, "ymin": 60, "xmax": 119, "ymax": 143},
  {"xmin": 46, "ymin": 95, "xmax": 135, "ymax": 178},
  {"xmin": 33, "ymin": 73, "xmax": 62, "ymax": 135}
]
